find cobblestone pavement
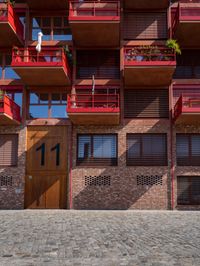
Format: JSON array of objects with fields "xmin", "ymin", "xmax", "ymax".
[{"xmin": 0, "ymin": 210, "xmax": 200, "ymax": 266}]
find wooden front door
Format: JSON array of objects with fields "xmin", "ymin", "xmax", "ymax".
[{"xmin": 25, "ymin": 126, "xmax": 68, "ymax": 209}]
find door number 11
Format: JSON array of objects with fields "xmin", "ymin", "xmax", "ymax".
[{"xmin": 36, "ymin": 143, "xmax": 60, "ymax": 166}]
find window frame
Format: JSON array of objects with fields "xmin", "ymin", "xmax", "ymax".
[
  {"xmin": 126, "ymin": 133, "xmax": 168, "ymax": 166},
  {"xmin": 77, "ymin": 134, "xmax": 118, "ymax": 166},
  {"xmin": 176, "ymin": 134, "xmax": 200, "ymax": 166}
]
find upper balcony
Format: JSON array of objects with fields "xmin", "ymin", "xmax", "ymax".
[
  {"xmin": 124, "ymin": 0, "xmax": 169, "ymax": 9},
  {"xmin": 172, "ymin": 1, "xmax": 200, "ymax": 47},
  {"xmin": 0, "ymin": 94, "xmax": 21, "ymax": 125},
  {"xmin": 11, "ymin": 47, "xmax": 71, "ymax": 86},
  {"xmin": 67, "ymin": 93, "xmax": 120, "ymax": 125},
  {"xmin": 174, "ymin": 93, "xmax": 200, "ymax": 124},
  {"xmin": 0, "ymin": 2, "xmax": 24, "ymax": 47},
  {"xmin": 69, "ymin": 1, "xmax": 120, "ymax": 47},
  {"xmin": 124, "ymin": 46, "xmax": 176, "ymax": 86},
  {"xmin": 26, "ymin": 0, "xmax": 68, "ymax": 9}
]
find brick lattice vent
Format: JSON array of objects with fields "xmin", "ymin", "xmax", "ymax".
[
  {"xmin": 0, "ymin": 176, "xmax": 13, "ymax": 187},
  {"xmin": 85, "ymin": 176, "xmax": 111, "ymax": 187},
  {"xmin": 137, "ymin": 175, "xmax": 163, "ymax": 186}
]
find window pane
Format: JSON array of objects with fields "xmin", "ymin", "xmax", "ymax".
[
  {"xmin": 191, "ymin": 177, "xmax": 200, "ymax": 203},
  {"xmin": 53, "ymin": 29, "xmax": 72, "ymax": 41},
  {"xmin": 14, "ymin": 93, "xmax": 22, "ymax": 108},
  {"xmin": 42, "ymin": 29, "xmax": 51, "ymax": 41},
  {"xmin": 4, "ymin": 67, "xmax": 20, "ymax": 79},
  {"xmin": 32, "ymin": 17, "xmax": 41, "ymax": 27},
  {"xmin": 176, "ymin": 135, "xmax": 189, "ymax": 157},
  {"xmin": 42, "ymin": 17, "xmax": 51, "ymax": 27},
  {"xmin": 51, "ymin": 105, "xmax": 67, "ymax": 118},
  {"xmin": 127, "ymin": 136, "xmax": 140, "ymax": 158},
  {"xmin": 52, "ymin": 93, "xmax": 60, "ymax": 103},
  {"xmin": 93, "ymin": 135, "xmax": 116, "ymax": 158},
  {"xmin": 5, "ymin": 54, "xmax": 12, "ymax": 66},
  {"xmin": 143, "ymin": 135, "xmax": 165, "ymax": 156},
  {"xmin": 32, "ymin": 29, "xmax": 41, "ymax": 41},
  {"xmin": 53, "ymin": 17, "xmax": 62, "ymax": 27},
  {"xmin": 0, "ymin": 66, "xmax": 2, "ymax": 79},
  {"xmin": 30, "ymin": 93, "xmax": 39, "ymax": 104},
  {"xmin": 191, "ymin": 135, "xmax": 200, "ymax": 156},
  {"xmin": 78, "ymin": 136, "xmax": 91, "ymax": 158},
  {"xmin": 39, "ymin": 94, "xmax": 48, "ymax": 104},
  {"xmin": 29, "ymin": 105, "xmax": 48, "ymax": 118},
  {"xmin": 62, "ymin": 93, "xmax": 67, "ymax": 103}
]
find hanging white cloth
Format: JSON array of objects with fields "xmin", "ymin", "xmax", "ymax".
[{"xmin": 36, "ymin": 32, "xmax": 43, "ymax": 53}]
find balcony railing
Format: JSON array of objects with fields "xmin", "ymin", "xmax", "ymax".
[
  {"xmin": 12, "ymin": 47, "xmax": 71, "ymax": 74},
  {"xmin": 0, "ymin": 2, "xmax": 24, "ymax": 41},
  {"xmin": 174, "ymin": 93, "xmax": 200, "ymax": 120},
  {"xmin": 67, "ymin": 94, "xmax": 120, "ymax": 113},
  {"xmin": 69, "ymin": 1, "xmax": 120, "ymax": 19},
  {"xmin": 124, "ymin": 46, "xmax": 176, "ymax": 66},
  {"xmin": 0, "ymin": 95, "xmax": 21, "ymax": 123}
]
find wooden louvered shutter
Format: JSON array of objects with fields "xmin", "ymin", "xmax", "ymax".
[
  {"xmin": 0, "ymin": 134, "xmax": 18, "ymax": 166},
  {"xmin": 124, "ymin": 12, "xmax": 167, "ymax": 40},
  {"xmin": 124, "ymin": 89, "xmax": 169, "ymax": 118},
  {"xmin": 127, "ymin": 134, "xmax": 167, "ymax": 166},
  {"xmin": 76, "ymin": 50, "xmax": 120, "ymax": 79}
]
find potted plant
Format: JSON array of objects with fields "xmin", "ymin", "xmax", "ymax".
[
  {"xmin": 0, "ymin": 90, "xmax": 4, "ymax": 100},
  {"xmin": 166, "ymin": 39, "xmax": 181, "ymax": 55}
]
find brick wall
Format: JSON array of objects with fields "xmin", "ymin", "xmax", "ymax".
[
  {"xmin": 72, "ymin": 119, "xmax": 172, "ymax": 210},
  {"xmin": 0, "ymin": 126, "xmax": 26, "ymax": 209}
]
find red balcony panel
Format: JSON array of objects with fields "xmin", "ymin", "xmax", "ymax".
[
  {"xmin": 67, "ymin": 94, "xmax": 120, "ymax": 125},
  {"xmin": 0, "ymin": 95, "xmax": 21, "ymax": 125},
  {"xmin": 172, "ymin": 2, "xmax": 200, "ymax": 46},
  {"xmin": 174, "ymin": 93, "xmax": 200, "ymax": 124},
  {"xmin": 124, "ymin": 0, "xmax": 169, "ymax": 9},
  {"xmin": 27, "ymin": 0, "xmax": 68, "ymax": 9},
  {"xmin": 69, "ymin": 1, "xmax": 120, "ymax": 47},
  {"xmin": 0, "ymin": 3, "xmax": 24, "ymax": 46},
  {"xmin": 124, "ymin": 46, "xmax": 176, "ymax": 86},
  {"xmin": 11, "ymin": 47, "xmax": 71, "ymax": 86}
]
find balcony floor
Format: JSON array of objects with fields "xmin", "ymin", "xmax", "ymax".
[
  {"xmin": 70, "ymin": 22, "xmax": 120, "ymax": 47},
  {"xmin": 0, "ymin": 23, "xmax": 23, "ymax": 46},
  {"xmin": 68, "ymin": 113, "xmax": 120, "ymax": 125},
  {"xmin": 0, "ymin": 113, "xmax": 20, "ymax": 125},
  {"xmin": 12, "ymin": 67, "xmax": 70, "ymax": 86},
  {"xmin": 175, "ymin": 113, "xmax": 200, "ymax": 125},
  {"xmin": 124, "ymin": 66, "xmax": 176, "ymax": 86}
]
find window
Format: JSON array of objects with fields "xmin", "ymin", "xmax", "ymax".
[
  {"xmin": 0, "ymin": 135, "xmax": 18, "ymax": 167},
  {"xmin": 127, "ymin": 134, "xmax": 167, "ymax": 166},
  {"xmin": 176, "ymin": 134, "xmax": 200, "ymax": 166},
  {"xmin": 124, "ymin": 89, "xmax": 169, "ymax": 118},
  {"xmin": 32, "ymin": 16, "xmax": 72, "ymax": 41},
  {"xmin": 29, "ymin": 91, "xmax": 67, "ymax": 119},
  {"xmin": 0, "ymin": 52, "xmax": 19, "ymax": 80},
  {"xmin": 177, "ymin": 176, "xmax": 200, "ymax": 205},
  {"xmin": 77, "ymin": 134, "xmax": 117, "ymax": 166}
]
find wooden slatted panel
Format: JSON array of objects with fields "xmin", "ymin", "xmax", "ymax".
[
  {"xmin": 77, "ymin": 134, "xmax": 118, "ymax": 166},
  {"xmin": 174, "ymin": 50, "xmax": 200, "ymax": 79},
  {"xmin": 77, "ymin": 50, "xmax": 120, "ymax": 79},
  {"xmin": 177, "ymin": 176, "xmax": 200, "ymax": 205},
  {"xmin": 123, "ymin": 12, "xmax": 167, "ymax": 40},
  {"xmin": 127, "ymin": 134, "xmax": 168, "ymax": 166},
  {"xmin": 176, "ymin": 134, "xmax": 200, "ymax": 166},
  {"xmin": 0, "ymin": 134, "xmax": 18, "ymax": 166},
  {"xmin": 124, "ymin": 89, "xmax": 169, "ymax": 118}
]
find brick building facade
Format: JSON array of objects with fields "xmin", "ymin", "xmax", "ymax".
[{"xmin": 0, "ymin": 0, "xmax": 200, "ymax": 210}]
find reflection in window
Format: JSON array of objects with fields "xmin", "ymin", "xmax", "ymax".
[{"xmin": 0, "ymin": 53, "xmax": 19, "ymax": 80}]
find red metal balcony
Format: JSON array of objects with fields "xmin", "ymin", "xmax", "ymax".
[
  {"xmin": 11, "ymin": 47, "xmax": 71, "ymax": 86},
  {"xmin": 172, "ymin": 1, "xmax": 200, "ymax": 46},
  {"xmin": 69, "ymin": 1, "xmax": 120, "ymax": 47},
  {"xmin": 124, "ymin": 0, "xmax": 169, "ymax": 9},
  {"xmin": 67, "ymin": 94, "xmax": 120, "ymax": 125},
  {"xmin": 26, "ymin": 0, "xmax": 68, "ymax": 9},
  {"xmin": 174, "ymin": 93, "xmax": 200, "ymax": 124},
  {"xmin": 0, "ymin": 95, "xmax": 21, "ymax": 125},
  {"xmin": 0, "ymin": 2, "xmax": 24, "ymax": 46},
  {"xmin": 124, "ymin": 46, "xmax": 176, "ymax": 86}
]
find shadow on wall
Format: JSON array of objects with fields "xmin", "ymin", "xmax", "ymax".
[{"xmin": 73, "ymin": 119, "xmax": 172, "ymax": 210}]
